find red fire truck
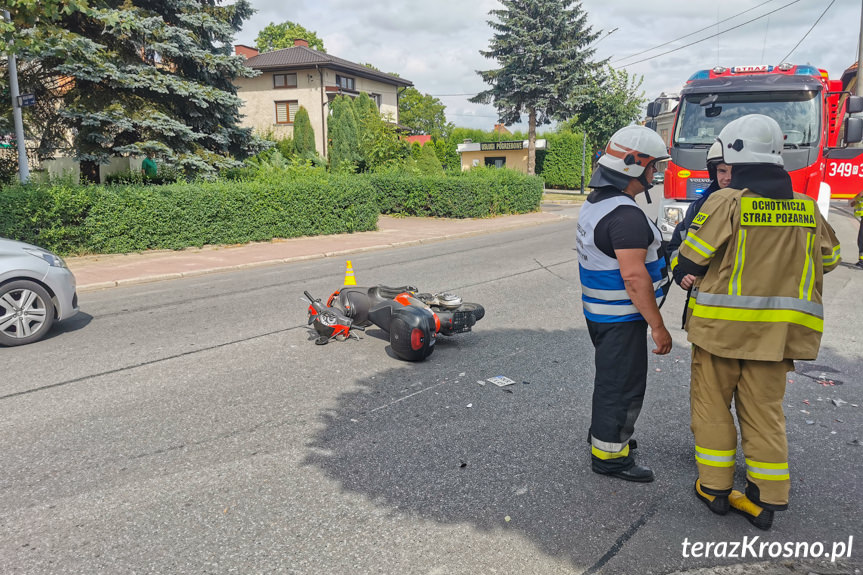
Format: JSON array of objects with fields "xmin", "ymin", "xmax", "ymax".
[{"xmin": 646, "ymin": 63, "xmax": 863, "ymax": 240}]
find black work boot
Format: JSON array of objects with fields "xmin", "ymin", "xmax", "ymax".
[
  {"xmin": 592, "ymin": 463, "xmax": 655, "ymax": 483},
  {"xmin": 694, "ymin": 479, "xmax": 730, "ymax": 515},
  {"xmin": 729, "ymin": 491, "xmax": 774, "ymax": 530}
]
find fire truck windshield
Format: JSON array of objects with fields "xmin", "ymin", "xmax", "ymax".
[{"xmin": 674, "ymin": 90, "xmax": 820, "ymax": 148}]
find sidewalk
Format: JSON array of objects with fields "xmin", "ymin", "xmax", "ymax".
[{"xmin": 67, "ymin": 209, "xmax": 571, "ymax": 292}]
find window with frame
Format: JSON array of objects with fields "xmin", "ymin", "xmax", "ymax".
[
  {"xmin": 370, "ymin": 93, "xmax": 382, "ymax": 108},
  {"xmin": 335, "ymin": 74, "xmax": 355, "ymax": 91},
  {"xmin": 275, "ymin": 100, "xmax": 299, "ymax": 124},
  {"xmin": 273, "ymin": 73, "xmax": 298, "ymax": 89}
]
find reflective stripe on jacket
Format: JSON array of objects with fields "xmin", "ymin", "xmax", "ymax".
[
  {"xmin": 577, "ymin": 195, "xmax": 666, "ymax": 323},
  {"xmin": 678, "ymin": 188, "xmax": 840, "ymax": 361}
]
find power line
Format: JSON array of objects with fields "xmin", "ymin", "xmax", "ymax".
[
  {"xmin": 778, "ymin": 0, "xmax": 836, "ymax": 63},
  {"xmin": 613, "ymin": 0, "xmax": 802, "ymax": 69},
  {"xmin": 610, "ymin": 0, "xmax": 776, "ymax": 65}
]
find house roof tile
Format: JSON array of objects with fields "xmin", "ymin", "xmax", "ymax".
[{"xmin": 244, "ymin": 46, "xmax": 412, "ymax": 87}]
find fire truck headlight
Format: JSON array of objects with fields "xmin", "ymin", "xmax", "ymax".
[{"xmin": 663, "ymin": 207, "xmax": 683, "ymax": 227}]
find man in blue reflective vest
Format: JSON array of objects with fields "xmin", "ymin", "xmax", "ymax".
[{"xmin": 577, "ymin": 125, "xmax": 672, "ymax": 482}]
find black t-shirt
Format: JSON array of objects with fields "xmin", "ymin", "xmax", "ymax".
[{"xmin": 587, "ymin": 187, "xmax": 654, "ymax": 259}]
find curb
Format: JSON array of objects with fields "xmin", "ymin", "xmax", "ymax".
[{"xmin": 76, "ymin": 213, "xmax": 571, "ymax": 292}]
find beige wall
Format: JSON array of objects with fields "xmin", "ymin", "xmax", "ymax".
[
  {"xmin": 460, "ymin": 149, "xmax": 535, "ymax": 174},
  {"xmin": 236, "ymin": 68, "xmax": 402, "ymax": 157}
]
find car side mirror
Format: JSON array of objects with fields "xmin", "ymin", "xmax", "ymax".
[
  {"xmin": 845, "ymin": 117, "xmax": 863, "ymax": 144},
  {"xmin": 847, "ymin": 95, "xmax": 863, "ymax": 115}
]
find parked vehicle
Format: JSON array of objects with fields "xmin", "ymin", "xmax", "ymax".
[
  {"xmin": 0, "ymin": 238, "xmax": 79, "ymax": 346},
  {"xmin": 645, "ymin": 63, "xmax": 863, "ymax": 240}
]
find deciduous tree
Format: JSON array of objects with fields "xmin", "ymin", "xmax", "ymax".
[
  {"xmin": 398, "ymin": 87, "xmax": 453, "ymax": 139},
  {"xmin": 255, "ymin": 21, "xmax": 325, "ymax": 53},
  {"xmin": 566, "ymin": 65, "xmax": 646, "ymax": 165}
]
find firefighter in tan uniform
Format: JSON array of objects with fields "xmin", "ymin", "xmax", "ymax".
[{"xmin": 676, "ymin": 115, "xmax": 841, "ymax": 531}]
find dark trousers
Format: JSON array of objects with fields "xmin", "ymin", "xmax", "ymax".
[
  {"xmin": 586, "ymin": 319, "xmax": 648, "ymax": 472},
  {"xmin": 857, "ymin": 219, "xmax": 863, "ymax": 260}
]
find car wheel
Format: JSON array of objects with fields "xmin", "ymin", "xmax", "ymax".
[{"xmin": 0, "ymin": 280, "xmax": 55, "ymax": 346}]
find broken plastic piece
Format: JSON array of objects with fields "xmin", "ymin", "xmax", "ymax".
[{"xmin": 487, "ymin": 376, "xmax": 516, "ymax": 387}]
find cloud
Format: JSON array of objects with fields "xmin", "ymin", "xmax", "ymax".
[{"xmin": 237, "ymin": 0, "xmax": 861, "ymax": 131}]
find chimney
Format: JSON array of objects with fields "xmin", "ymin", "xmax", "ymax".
[
  {"xmin": 234, "ymin": 44, "xmax": 259, "ymax": 58},
  {"xmin": 293, "ymin": 38, "xmax": 309, "ymax": 48}
]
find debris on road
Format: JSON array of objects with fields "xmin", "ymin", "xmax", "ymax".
[
  {"xmin": 487, "ymin": 376, "xmax": 516, "ymax": 387},
  {"xmin": 832, "ymin": 398, "xmax": 847, "ymax": 407},
  {"xmin": 477, "ymin": 380, "xmax": 486, "ymax": 386}
]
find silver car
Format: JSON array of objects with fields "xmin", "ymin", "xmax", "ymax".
[{"xmin": 0, "ymin": 237, "xmax": 79, "ymax": 346}]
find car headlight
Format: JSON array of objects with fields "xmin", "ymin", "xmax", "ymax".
[
  {"xmin": 23, "ymin": 247, "xmax": 67, "ymax": 268},
  {"xmin": 663, "ymin": 207, "xmax": 683, "ymax": 227}
]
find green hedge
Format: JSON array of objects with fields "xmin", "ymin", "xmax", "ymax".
[
  {"xmin": 368, "ymin": 167, "xmax": 543, "ymax": 218},
  {"xmin": 0, "ymin": 168, "xmax": 541, "ymax": 256},
  {"xmin": 0, "ymin": 176, "xmax": 378, "ymax": 255},
  {"xmin": 541, "ymin": 132, "xmax": 593, "ymax": 190}
]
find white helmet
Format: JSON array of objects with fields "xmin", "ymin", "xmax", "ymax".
[
  {"xmin": 716, "ymin": 114, "xmax": 784, "ymax": 166},
  {"xmin": 597, "ymin": 125, "xmax": 670, "ymax": 179},
  {"xmin": 706, "ymin": 141, "xmax": 724, "ymax": 166}
]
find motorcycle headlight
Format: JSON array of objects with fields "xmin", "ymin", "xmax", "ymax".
[
  {"xmin": 23, "ymin": 247, "xmax": 67, "ymax": 268},
  {"xmin": 663, "ymin": 207, "xmax": 684, "ymax": 227}
]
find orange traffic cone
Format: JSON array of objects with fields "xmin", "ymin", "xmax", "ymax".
[{"xmin": 344, "ymin": 260, "xmax": 357, "ymax": 286}]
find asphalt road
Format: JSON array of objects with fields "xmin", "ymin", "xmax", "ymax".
[{"xmin": 1, "ymin": 203, "xmax": 861, "ymax": 575}]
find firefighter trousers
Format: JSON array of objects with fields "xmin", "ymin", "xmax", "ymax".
[
  {"xmin": 690, "ymin": 345, "xmax": 794, "ymax": 509},
  {"xmin": 587, "ymin": 319, "xmax": 647, "ymax": 472}
]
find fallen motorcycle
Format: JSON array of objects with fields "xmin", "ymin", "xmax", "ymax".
[{"xmin": 305, "ymin": 285, "xmax": 484, "ymax": 361}]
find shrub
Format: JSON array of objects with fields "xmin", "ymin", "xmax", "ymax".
[
  {"xmin": 291, "ymin": 107, "xmax": 315, "ymax": 156},
  {"xmin": 0, "ymin": 181, "xmax": 102, "ymax": 252},
  {"xmin": 0, "ymin": 168, "xmax": 542, "ymax": 256},
  {"xmin": 83, "ymin": 176, "xmax": 378, "ymax": 253},
  {"xmin": 369, "ymin": 166, "xmax": 542, "ymax": 218},
  {"xmin": 540, "ymin": 132, "xmax": 592, "ymax": 189}
]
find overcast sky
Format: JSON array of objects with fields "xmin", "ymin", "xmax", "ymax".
[{"xmin": 234, "ymin": 0, "xmax": 861, "ymax": 132}]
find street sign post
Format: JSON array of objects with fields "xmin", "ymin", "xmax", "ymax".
[{"xmin": 16, "ymin": 93, "xmax": 35, "ymax": 107}]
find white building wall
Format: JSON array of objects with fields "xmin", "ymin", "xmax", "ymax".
[{"xmin": 236, "ymin": 68, "xmax": 403, "ymax": 156}]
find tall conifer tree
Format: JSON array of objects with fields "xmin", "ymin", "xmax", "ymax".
[
  {"xmin": 328, "ymin": 96, "xmax": 359, "ymax": 172},
  {"xmin": 292, "ymin": 106, "xmax": 316, "ymax": 157},
  {"xmin": 470, "ymin": 0, "xmax": 600, "ymax": 174}
]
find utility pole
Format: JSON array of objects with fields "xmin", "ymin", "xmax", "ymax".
[
  {"xmin": 857, "ymin": 0, "xmax": 863, "ymax": 97},
  {"xmin": 580, "ymin": 133, "xmax": 587, "ymax": 194},
  {"xmin": 3, "ymin": 9, "xmax": 29, "ymax": 183}
]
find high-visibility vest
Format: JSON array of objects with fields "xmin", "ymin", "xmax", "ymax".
[
  {"xmin": 679, "ymin": 188, "xmax": 841, "ymax": 361},
  {"xmin": 577, "ymin": 194, "xmax": 666, "ymax": 323}
]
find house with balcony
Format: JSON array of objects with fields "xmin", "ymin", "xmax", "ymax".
[{"xmin": 234, "ymin": 40, "xmax": 413, "ymax": 158}]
